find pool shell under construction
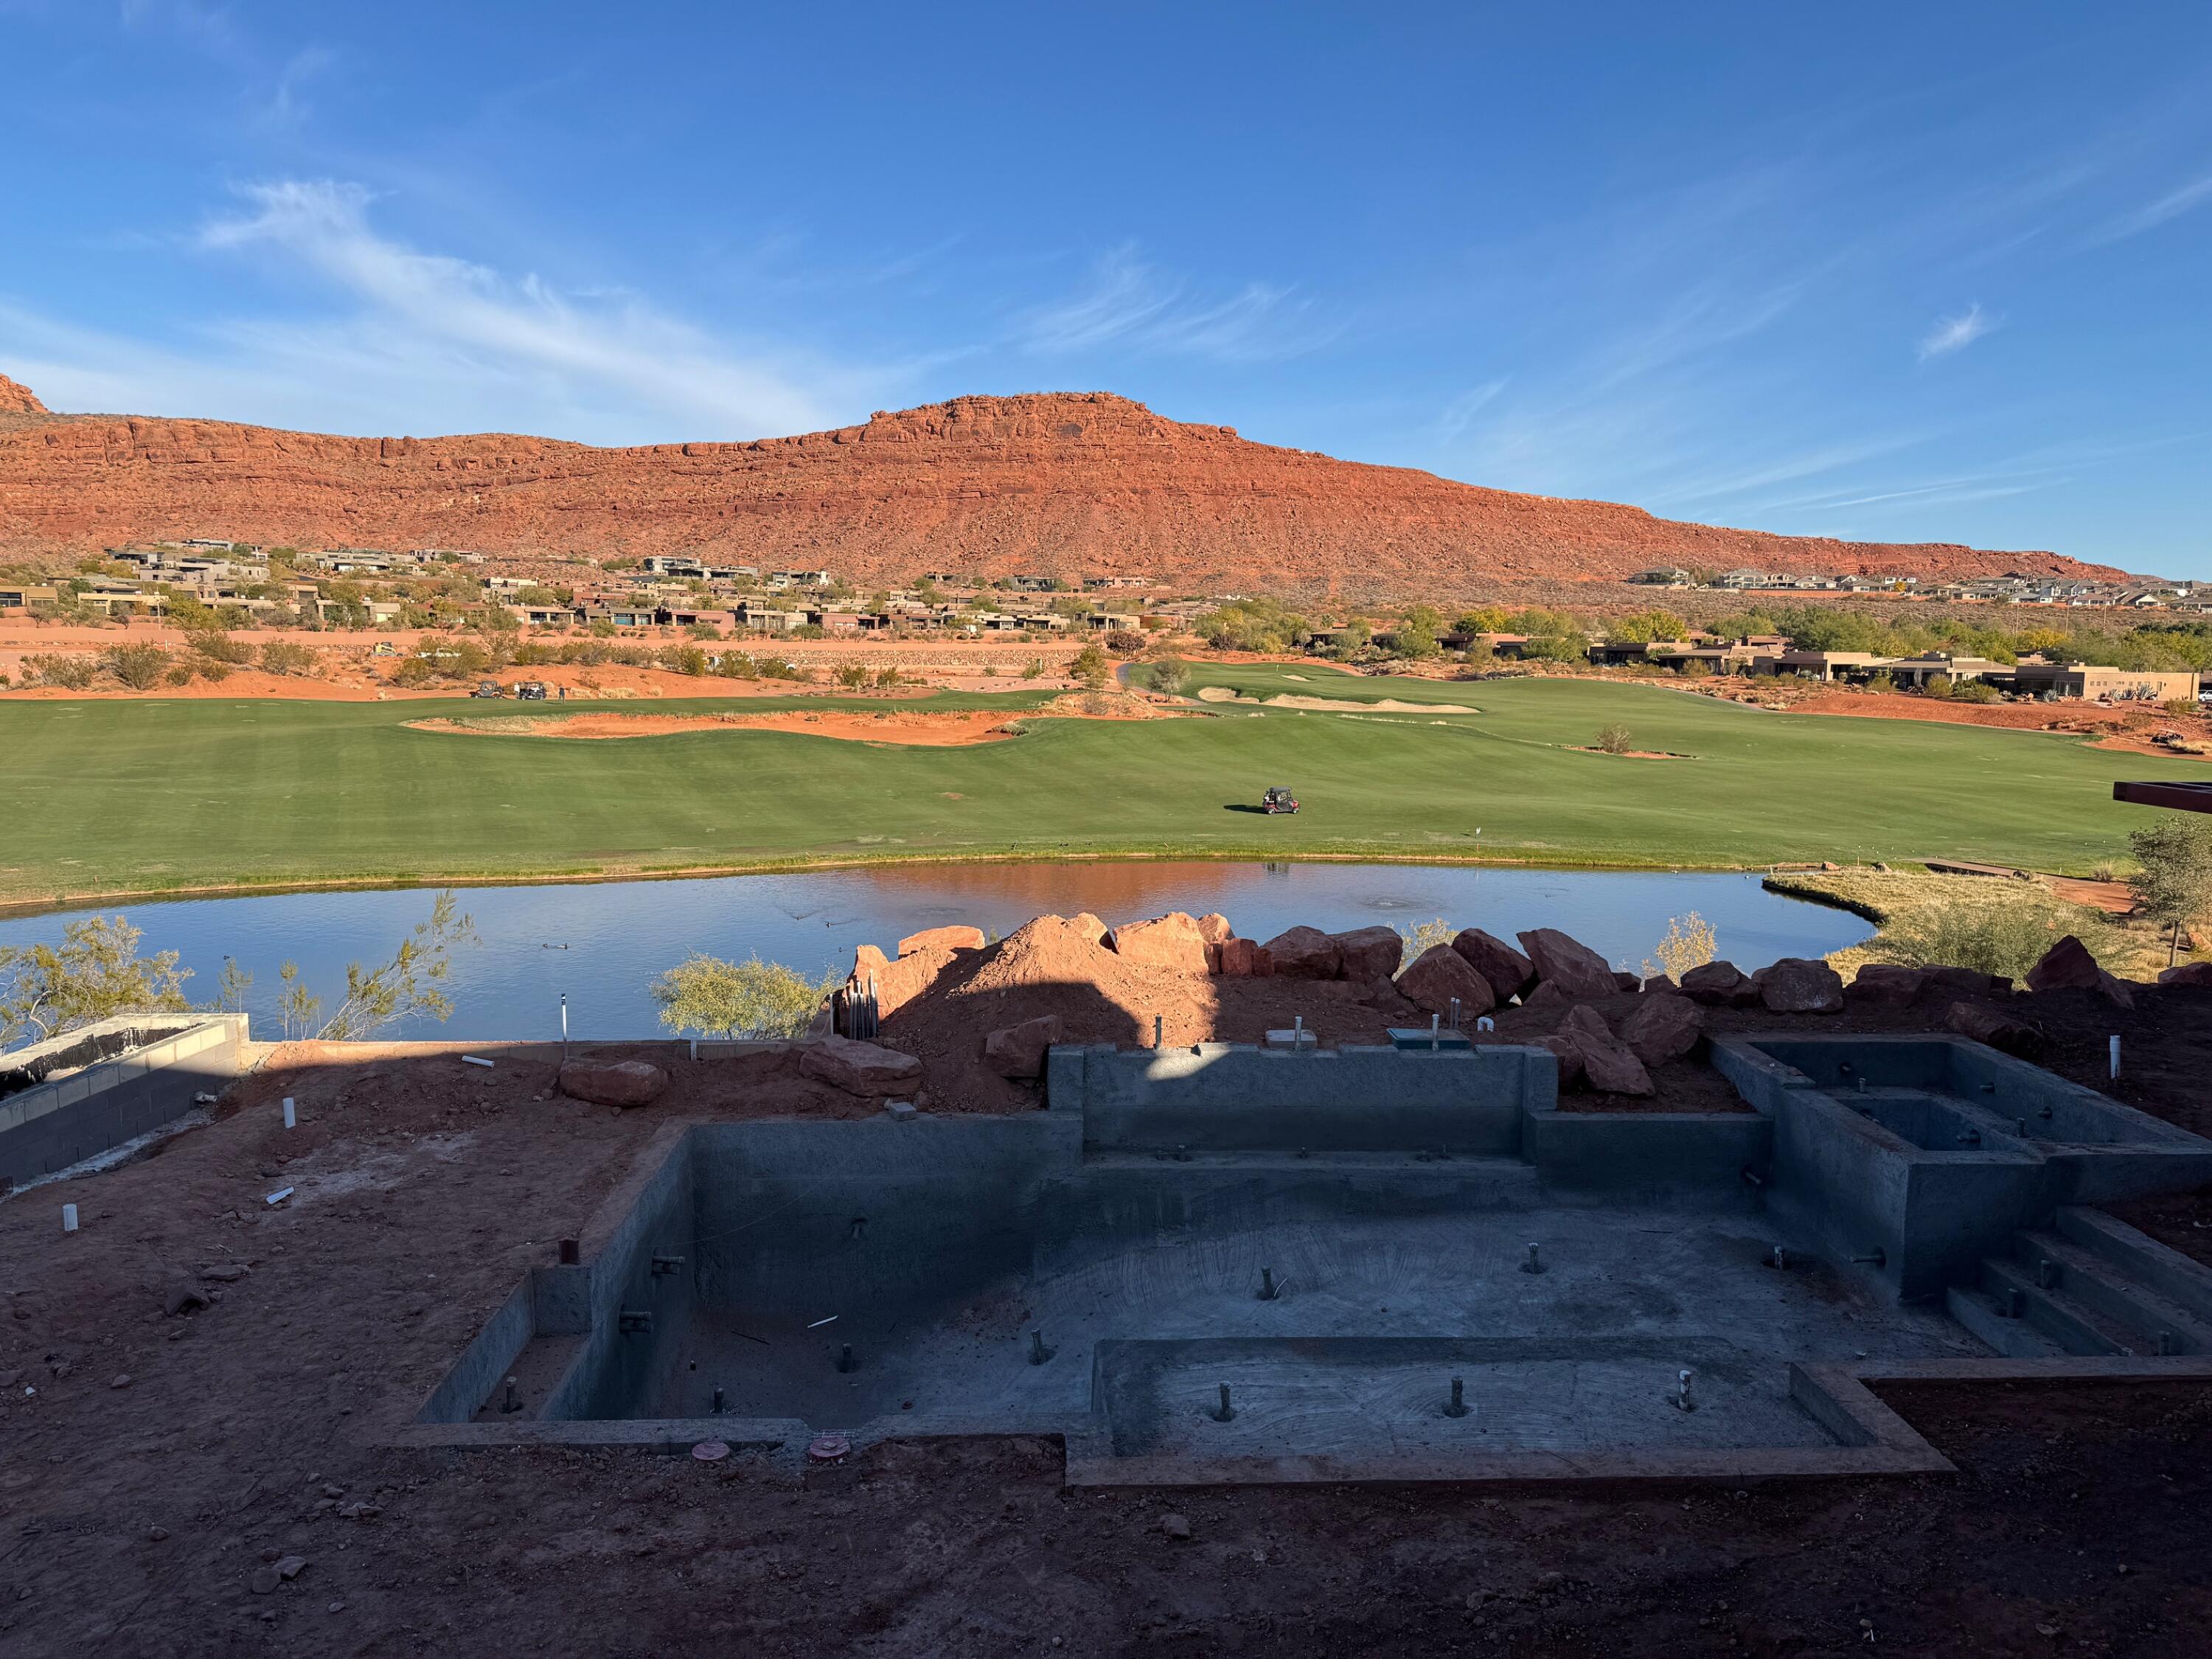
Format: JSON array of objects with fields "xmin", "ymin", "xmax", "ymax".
[{"xmin": 403, "ymin": 1034, "xmax": 2212, "ymax": 1486}]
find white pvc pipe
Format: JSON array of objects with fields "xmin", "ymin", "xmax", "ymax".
[
  {"xmin": 2110, "ymin": 1034, "xmax": 2121, "ymax": 1079},
  {"xmin": 61, "ymin": 1203, "xmax": 78, "ymax": 1233},
  {"xmin": 282, "ymin": 1097, "xmax": 296, "ymax": 1130}
]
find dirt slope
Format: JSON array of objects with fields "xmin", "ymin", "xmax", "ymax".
[{"xmin": 0, "ymin": 383, "xmax": 2124, "ymax": 597}]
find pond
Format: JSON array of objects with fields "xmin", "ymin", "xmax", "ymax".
[{"xmin": 0, "ymin": 863, "xmax": 1871, "ymax": 1042}]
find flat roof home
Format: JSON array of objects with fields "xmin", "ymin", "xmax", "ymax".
[
  {"xmin": 0, "ymin": 584, "xmax": 59, "ymax": 611},
  {"xmin": 1999, "ymin": 661, "xmax": 2199, "ymax": 703}
]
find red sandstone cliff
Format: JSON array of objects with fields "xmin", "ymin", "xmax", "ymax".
[
  {"xmin": 0, "ymin": 384, "xmax": 2123, "ymax": 592},
  {"xmin": 0, "ymin": 374, "xmax": 49, "ymax": 417}
]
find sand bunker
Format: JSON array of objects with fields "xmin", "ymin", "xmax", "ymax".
[{"xmin": 1194, "ymin": 686, "xmax": 1477, "ymax": 713}]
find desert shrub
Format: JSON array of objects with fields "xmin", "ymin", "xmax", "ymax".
[
  {"xmin": 1071, "ymin": 642, "xmax": 1110, "ymax": 688},
  {"xmin": 792, "ymin": 624, "xmax": 825, "ymax": 640},
  {"xmin": 658, "ymin": 644, "xmax": 708, "ymax": 676},
  {"xmin": 391, "ymin": 656, "xmax": 436, "ymax": 686},
  {"xmin": 1675, "ymin": 658, "xmax": 1711, "ymax": 678},
  {"xmin": 2164, "ymin": 698, "xmax": 2200, "ymax": 717},
  {"xmin": 196, "ymin": 660, "xmax": 232, "ymax": 684},
  {"xmin": 259, "ymin": 640, "xmax": 316, "ymax": 675},
  {"xmin": 166, "ymin": 664, "xmax": 195, "ymax": 686},
  {"xmin": 25, "ymin": 653, "xmax": 97, "ymax": 689},
  {"xmin": 1643, "ymin": 913, "xmax": 1717, "ymax": 981},
  {"xmin": 714, "ymin": 650, "xmax": 759, "ymax": 680},
  {"xmin": 650, "ymin": 953, "xmax": 835, "ymax": 1039},
  {"xmin": 874, "ymin": 666, "xmax": 901, "ymax": 689},
  {"xmin": 104, "ymin": 643, "xmax": 170, "ymax": 689},
  {"xmin": 688, "ymin": 622, "xmax": 723, "ymax": 641},
  {"xmin": 1864, "ymin": 672, "xmax": 1896, "ymax": 694},
  {"xmin": 1596, "ymin": 724, "xmax": 1632, "ymax": 754},
  {"xmin": 835, "ymin": 663, "xmax": 872, "ymax": 689},
  {"xmin": 1105, "ymin": 630, "xmax": 1146, "ymax": 655},
  {"xmin": 1396, "ymin": 917, "xmax": 1455, "ymax": 969},
  {"xmin": 190, "ymin": 632, "xmax": 254, "ymax": 666},
  {"xmin": 1942, "ymin": 680, "xmax": 2000, "ymax": 703},
  {"xmin": 510, "ymin": 641, "xmax": 554, "ymax": 667},
  {"xmin": 1873, "ymin": 899, "xmax": 2078, "ymax": 981}
]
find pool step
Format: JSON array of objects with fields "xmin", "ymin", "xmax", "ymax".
[
  {"xmin": 1944, "ymin": 1284, "xmax": 2066, "ymax": 1358},
  {"xmin": 1975, "ymin": 1257, "xmax": 2133, "ymax": 1355},
  {"xmin": 2011, "ymin": 1230, "xmax": 2212, "ymax": 1357},
  {"xmin": 2051, "ymin": 1206, "xmax": 2212, "ymax": 1328}
]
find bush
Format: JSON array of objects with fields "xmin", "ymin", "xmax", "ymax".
[
  {"xmin": 2165, "ymin": 699, "xmax": 2200, "ymax": 717},
  {"xmin": 25, "ymin": 653, "xmax": 97, "ymax": 690},
  {"xmin": 1395, "ymin": 917, "xmax": 1455, "ymax": 969},
  {"xmin": 714, "ymin": 651, "xmax": 759, "ymax": 680},
  {"xmin": 874, "ymin": 665, "xmax": 901, "ymax": 689},
  {"xmin": 658, "ymin": 645, "xmax": 709, "ymax": 676},
  {"xmin": 259, "ymin": 640, "xmax": 316, "ymax": 675},
  {"xmin": 1596, "ymin": 724, "xmax": 1632, "ymax": 754},
  {"xmin": 1874, "ymin": 900, "xmax": 2077, "ymax": 981},
  {"xmin": 1643, "ymin": 912, "xmax": 1717, "ymax": 981},
  {"xmin": 190, "ymin": 632, "xmax": 254, "ymax": 666},
  {"xmin": 650, "ymin": 953, "xmax": 835, "ymax": 1039},
  {"xmin": 1104, "ymin": 630, "xmax": 1146, "ymax": 655},
  {"xmin": 1071, "ymin": 642, "xmax": 1110, "ymax": 689},
  {"xmin": 104, "ymin": 643, "xmax": 170, "ymax": 690},
  {"xmin": 1149, "ymin": 656, "xmax": 1192, "ymax": 694},
  {"xmin": 391, "ymin": 656, "xmax": 436, "ymax": 686},
  {"xmin": 835, "ymin": 663, "xmax": 872, "ymax": 689}
]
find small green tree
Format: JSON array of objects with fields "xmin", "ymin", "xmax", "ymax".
[
  {"xmin": 2128, "ymin": 818, "xmax": 2212, "ymax": 967},
  {"xmin": 836, "ymin": 662, "xmax": 872, "ymax": 689},
  {"xmin": 260, "ymin": 640, "xmax": 316, "ymax": 675},
  {"xmin": 650, "ymin": 953, "xmax": 834, "ymax": 1039},
  {"xmin": 1149, "ymin": 655, "xmax": 1192, "ymax": 694},
  {"xmin": 212, "ymin": 957, "xmax": 253, "ymax": 1014},
  {"xmin": 309, "ymin": 892, "xmax": 478, "ymax": 1040},
  {"xmin": 1071, "ymin": 641, "xmax": 1110, "ymax": 689},
  {"xmin": 0, "ymin": 915, "xmax": 192, "ymax": 1045},
  {"xmin": 276, "ymin": 960, "xmax": 322, "ymax": 1042}
]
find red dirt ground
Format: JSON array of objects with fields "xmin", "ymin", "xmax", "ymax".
[{"xmin": 3, "ymin": 984, "xmax": 2210, "ymax": 1655}]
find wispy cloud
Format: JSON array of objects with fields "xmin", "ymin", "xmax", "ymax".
[
  {"xmin": 1918, "ymin": 302, "xmax": 1998, "ymax": 360},
  {"xmin": 1015, "ymin": 244, "xmax": 1336, "ymax": 364},
  {"xmin": 2086, "ymin": 172, "xmax": 2212, "ymax": 246},
  {"xmin": 1436, "ymin": 380, "xmax": 1507, "ymax": 442},
  {"xmin": 187, "ymin": 178, "xmax": 844, "ymax": 437},
  {"xmin": 0, "ymin": 178, "xmax": 922, "ymax": 442}
]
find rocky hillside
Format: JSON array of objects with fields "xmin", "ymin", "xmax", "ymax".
[{"xmin": 0, "ymin": 384, "xmax": 2123, "ymax": 593}]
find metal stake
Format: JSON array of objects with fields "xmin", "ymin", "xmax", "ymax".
[
  {"xmin": 1520, "ymin": 1242, "xmax": 1544, "ymax": 1275},
  {"xmin": 1258, "ymin": 1267, "xmax": 1279, "ymax": 1301},
  {"xmin": 1443, "ymin": 1377, "xmax": 1470, "ymax": 1419},
  {"xmin": 1209, "ymin": 1383, "xmax": 1237, "ymax": 1422}
]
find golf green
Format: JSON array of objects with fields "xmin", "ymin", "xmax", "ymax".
[{"xmin": 0, "ymin": 668, "xmax": 2196, "ymax": 905}]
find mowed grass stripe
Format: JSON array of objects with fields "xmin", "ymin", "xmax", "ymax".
[{"xmin": 0, "ymin": 677, "xmax": 2197, "ymax": 903}]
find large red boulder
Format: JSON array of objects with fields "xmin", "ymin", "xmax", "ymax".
[
  {"xmin": 983, "ymin": 1015, "xmax": 1062, "ymax": 1079},
  {"xmin": 1194, "ymin": 912, "xmax": 1234, "ymax": 944},
  {"xmin": 1451, "ymin": 929, "xmax": 1535, "ymax": 1003},
  {"xmin": 1922, "ymin": 964, "xmax": 2011, "ymax": 998},
  {"xmin": 1558, "ymin": 1005, "xmax": 1655, "ymax": 1096},
  {"xmin": 1264, "ymin": 926, "xmax": 1342, "ymax": 979},
  {"xmin": 1846, "ymin": 963, "xmax": 1924, "ymax": 1006},
  {"xmin": 1214, "ymin": 937, "xmax": 1268, "ymax": 977},
  {"xmin": 1753, "ymin": 958, "xmax": 1846, "ymax": 1015},
  {"xmin": 1618, "ymin": 993, "xmax": 1703, "ymax": 1067},
  {"xmin": 896, "ymin": 925, "xmax": 987, "ymax": 958},
  {"xmin": 1329, "ymin": 926, "xmax": 1406, "ymax": 983},
  {"xmin": 1107, "ymin": 912, "xmax": 1211, "ymax": 974},
  {"xmin": 1537, "ymin": 1033, "xmax": 1585, "ymax": 1089},
  {"xmin": 798, "ymin": 1036, "xmax": 924, "ymax": 1096},
  {"xmin": 1680, "ymin": 961, "xmax": 1759, "ymax": 1006},
  {"xmin": 557, "ymin": 1059, "xmax": 668, "ymax": 1107},
  {"xmin": 2159, "ymin": 961, "xmax": 2212, "ymax": 987},
  {"xmin": 2025, "ymin": 936, "xmax": 2133, "ymax": 1006},
  {"xmin": 1516, "ymin": 928, "xmax": 1620, "ymax": 1004},
  {"xmin": 1068, "ymin": 912, "xmax": 1110, "ymax": 947},
  {"xmin": 1394, "ymin": 945, "xmax": 1497, "ymax": 1018},
  {"xmin": 1945, "ymin": 1000, "xmax": 2045, "ymax": 1058}
]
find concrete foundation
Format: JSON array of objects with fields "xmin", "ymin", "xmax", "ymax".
[
  {"xmin": 0, "ymin": 1015, "xmax": 248, "ymax": 1193},
  {"xmin": 408, "ymin": 1035, "xmax": 2212, "ymax": 1485}
]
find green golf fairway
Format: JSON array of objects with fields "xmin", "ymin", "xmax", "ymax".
[{"xmin": 0, "ymin": 668, "xmax": 2194, "ymax": 907}]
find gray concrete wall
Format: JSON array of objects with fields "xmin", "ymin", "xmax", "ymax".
[
  {"xmin": 690, "ymin": 1114, "xmax": 1078, "ymax": 1336},
  {"xmin": 1521, "ymin": 1103, "xmax": 1771, "ymax": 1196},
  {"xmin": 542, "ymin": 1130, "xmax": 699, "ymax": 1421},
  {"xmin": 414, "ymin": 1280, "xmax": 535, "ymax": 1425},
  {"xmin": 1057, "ymin": 1042, "xmax": 1548, "ymax": 1155},
  {"xmin": 0, "ymin": 1015, "xmax": 247, "ymax": 1192}
]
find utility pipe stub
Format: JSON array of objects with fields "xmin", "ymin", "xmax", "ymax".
[
  {"xmin": 690, "ymin": 1439, "xmax": 731, "ymax": 1462},
  {"xmin": 806, "ymin": 1433, "xmax": 852, "ymax": 1464}
]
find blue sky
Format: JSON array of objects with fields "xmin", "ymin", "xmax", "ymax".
[{"xmin": 4, "ymin": 4, "xmax": 2209, "ymax": 574}]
